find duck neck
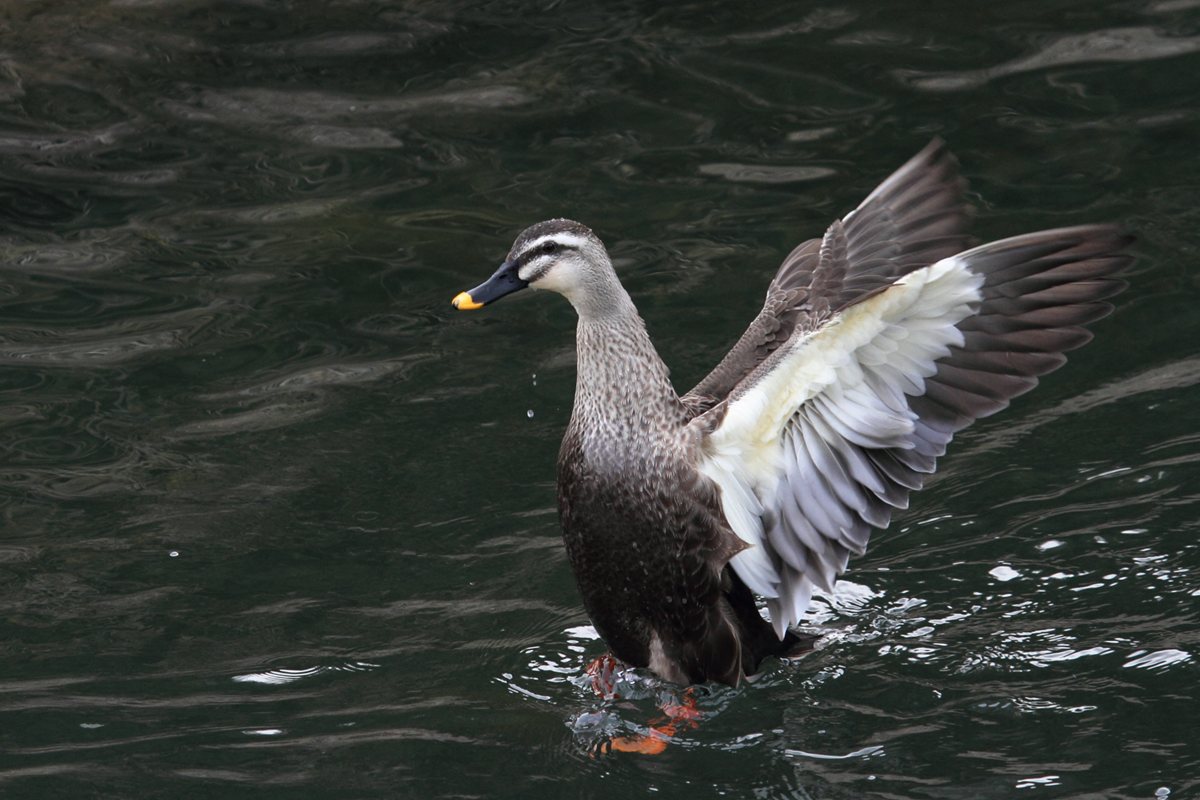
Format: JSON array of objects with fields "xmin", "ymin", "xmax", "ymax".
[{"xmin": 571, "ymin": 305, "xmax": 684, "ymax": 440}]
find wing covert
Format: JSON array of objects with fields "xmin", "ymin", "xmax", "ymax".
[{"xmin": 683, "ymin": 138, "xmax": 973, "ymax": 415}]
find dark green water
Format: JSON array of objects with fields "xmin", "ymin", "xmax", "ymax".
[{"xmin": 2, "ymin": 2, "xmax": 1198, "ymax": 798}]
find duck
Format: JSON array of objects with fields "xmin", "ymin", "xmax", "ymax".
[{"xmin": 451, "ymin": 139, "xmax": 1132, "ymax": 687}]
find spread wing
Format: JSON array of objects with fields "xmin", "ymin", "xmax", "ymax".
[
  {"xmin": 682, "ymin": 138, "xmax": 973, "ymax": 414},
  {"xmin": 691, "ymin": 223, "xmax": 1133, "ymax": 636}
]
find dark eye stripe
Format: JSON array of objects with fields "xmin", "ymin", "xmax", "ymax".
[{"xmin": 520, "ymin": 239, "xmax": 573, "ymax": 264}]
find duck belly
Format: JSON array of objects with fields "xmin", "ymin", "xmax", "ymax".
[{"xmin": 556, "ymin": 450, "xmax": 734, "ymax": 682}]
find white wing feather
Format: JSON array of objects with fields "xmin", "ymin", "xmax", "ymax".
[{"xmin": 697, "ymin": 256, "xmax": 984, "ymax": 636}]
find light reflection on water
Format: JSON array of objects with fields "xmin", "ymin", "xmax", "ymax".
[{"xmin": 499, "ymin": 542, "xmax": 1197, "ymax": 757}]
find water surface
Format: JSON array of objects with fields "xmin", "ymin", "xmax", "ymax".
[{"xmin": 1, "ymin": 2, "xmax": 1198, "ymax": 798}]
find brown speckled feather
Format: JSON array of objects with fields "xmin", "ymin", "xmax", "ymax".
[{"xmin": 555, "ymin": 318, "xmax": 763, "ymax": 685}]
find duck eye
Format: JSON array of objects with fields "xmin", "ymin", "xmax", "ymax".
[{"xmin": 542, "ymin": 241, "xmax": 559, "ymax": 254}]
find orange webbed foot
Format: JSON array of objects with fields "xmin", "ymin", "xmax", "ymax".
[
  {"xmin": 585, "ymin": 653, "xmax": 623, "ymax": 698},
  {"xmin": 590, "ymin": 687, "xmax": 704, "ymax": 757},
  {"xmin": 607, "ymin": 731, "xmax": 671, "ymax": 755}
]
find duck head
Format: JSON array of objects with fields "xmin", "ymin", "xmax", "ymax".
[{"xmin": 452, "ymin": 219, "xmax": 624, "ymax": 317}]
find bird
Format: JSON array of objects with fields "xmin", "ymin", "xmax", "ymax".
[{"xmin": 451, "ymin": 139, "xmax": 1132, "ymax": 687}]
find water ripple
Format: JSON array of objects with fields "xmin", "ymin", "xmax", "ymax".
[
  {"xmin": 699, "ymin": 163, "xmax": 836, "ymax": 184},
  {"xmin": 0, "ymin": 304, "xmax": 222, "ymax": 367},
  {"xmin": 900, "ymin": 26, "xmax": 1200, "ymax": 91},
  {"xmin": 162, "ymin": 84, "xmax": 535, "ymax": 130},
  {"xmin": 232, "ymin": 662, "xmax": 380, "ymax": 686},
  {"xmin": 0, "ymin": 238, "xmax": 131, "ymax": 275},
  {"xmin": 1123, "ymin": 649, "xmax": 1192, "ymax": 671}
]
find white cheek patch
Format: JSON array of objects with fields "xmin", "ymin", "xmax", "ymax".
[
  {"xmin": 517, "ymin": 257, "xmax": 548, "ymax": 283},
  {"xmin": 530, "ymin": 261, "xmax": 574, "ymax": 295}
]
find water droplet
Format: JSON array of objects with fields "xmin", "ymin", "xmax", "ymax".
[
  {"xmin": 526, "ymin": 409, "xmax": 534, "ymax": 419},
  {"xmin": 168, "ymin": 550, "xmax": 180, "ymax": 558},
  {"xmin": 1155, "ymin": 788, "xmax": 1170, "ymax": 799}
]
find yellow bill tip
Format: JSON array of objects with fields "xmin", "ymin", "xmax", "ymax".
[{"xmin": 452, "ymin": 291, "xmax": 483, "ymax": 311}]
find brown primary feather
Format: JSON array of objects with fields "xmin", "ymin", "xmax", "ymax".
[
  {"xmin": 683, "ymin": 138, "xmax": 973, "ymax": 415},
  {"xmin": 910, "ymin": 225, "xmax": 1133, "ymax": 432}
]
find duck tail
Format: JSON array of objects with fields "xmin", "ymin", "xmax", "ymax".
[
  {"xmin": 723, "ymin": 566, "xmax": 817, "ymax": 677},
  {"xmin": 775, "ymin": 629, "xmax": 819, "ymax": 659}
]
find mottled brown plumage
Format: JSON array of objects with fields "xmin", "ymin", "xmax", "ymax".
[{"xmin": 452, "ymin": 139, "xmax": 1133, "ymax": 686}]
